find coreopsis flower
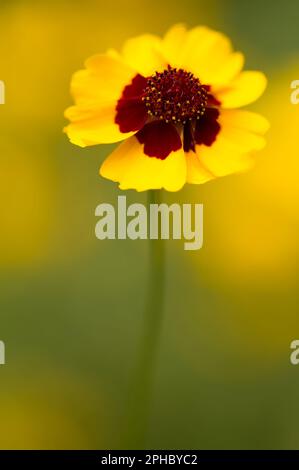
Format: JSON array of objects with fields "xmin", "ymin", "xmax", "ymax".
[{"xmin": 64, "ymin": 24, "xmax": 269, "ymax": 192}]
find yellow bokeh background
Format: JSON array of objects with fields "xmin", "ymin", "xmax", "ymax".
[{"xmin": 1, "ymin": 0, "xmax": 299, "ymax": 449}]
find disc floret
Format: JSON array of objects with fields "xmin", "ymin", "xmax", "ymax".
[{"xmin": 142, "ymin": 65, "xmax": 208, "ymax": 124}]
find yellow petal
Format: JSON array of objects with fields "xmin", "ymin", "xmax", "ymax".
[
  {"xmin": 220, "ymin": 109, "xmax": 270, "ymax": 134},
  {"xmin": 162, "ymin": 23, "xmax": 188, "ymax": 68},
  {"xmin": 186, "ymin": 110, "xmax": 268, "ymax": 183},
  {"xmin": 218, "ymin": 110, "xmax": 269, "ymax": 153},
  {"xmin": 186, "ymin": 151, "xmax": 216, "ymax": 184},
  {"xmin": 64, "ymin": 104, "xmax": 134, "ymax": 147},
  {"xmin": 216, "ymin": 71, "xmax": 267, "ymax": 108},
  {"xmin": 173, "ymin": 26, "xmax": 244, "ymax": 89},
  {"xmin": 121, "ymin": 34, "xmax": 167, "ymax": 76},
  {"xmin": 100, "ymin": 136, "xmax": 186, "ymax": 192},
  {"xmin": 208, "ymin": 52, "xmax": 245, "ymax": 91},
  {"xmin": 187, "ymin": 138, "xmax": 253, "ymax": 183},
  {"xmin": 65, "ymin": 54, "xmax": 136, "ymax": 146},
  {"xmin": 71, "ymin": 54, "xmax": 135, "ymax": 105}
]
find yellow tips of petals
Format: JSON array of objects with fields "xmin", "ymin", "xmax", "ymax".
[
  {"xmin": 181, "ymin": 27, "xmax": 232, "ymax": 71},
  {"xmin": 186, "ymin": 110, "xmax": 269, "ymax": 185},
  {"xmin": 64, "ymin": 54, "xmax": 137, "ymax": 146},
  {"xmin": 221, "ymin": 110, "xmax": 270, "ymax": 135},
  {"xmin": 209, "ymin": 52, "xmax": 245, "ymax": 90},
  {"xmin": 77, "ymin": 54, "xmax": 135, "ymax": 102},
  {"xmin": 64, "ymin": 105, "xmax": 134, "ymax": 147},
  {"xmin": 162, "ymin": 24, "xmax": 247, "ymax": 91},
  {"xmin": 186, "ymin": 151, "xmax": 216, "ymax": 185},
  {"xmin": 161, "ymin": 24, "xmax": 267, "ymax": 106},
  {"xmin": 162, "ymin": 23, "xmax": 188, "ymax": 68},
  {"xmin": 216, "ymin": 71, "xmax": 268, "ymax": 108},
  {"xmin": 105, "ymin": 48, "xmax": 121, "ymax": 60},
  {"xmin": 164, "ymin": 23, "xmax": 187, "ymax": 45},
  {"xmin": 186, "ymin": 26, "xmax": 233, "ymax": 60},
  {"xmin": 121, "ymin": 34, "xmax": 167, "ymax": 76},
  {"xmin": 100, "ymin": 136, "xmax": 186, "ymax": 192}
]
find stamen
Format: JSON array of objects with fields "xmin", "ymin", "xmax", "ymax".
[{"xmin": 144, "ymin": 66, "xmax": 208, "ymax": 124}]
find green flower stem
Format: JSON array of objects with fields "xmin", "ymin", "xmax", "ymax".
[{"xmin": 127, "ymin": 190, "xmax": 165, "ymax": 449}]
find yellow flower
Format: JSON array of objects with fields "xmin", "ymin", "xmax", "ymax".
[{"xmin": 64, "ymin": 24, "xmax": 269, "ymax": 192}]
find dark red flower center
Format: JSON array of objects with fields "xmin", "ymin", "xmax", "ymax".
[
  {"xmin": 115, "ymin": 67, "xmax": 221, "ymax": 160},
  {"xmin": 142, "ymin": 66, "xmax": 208, "ymax": 124}
]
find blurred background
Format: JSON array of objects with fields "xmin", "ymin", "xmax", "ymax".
[{"xmin": 1, "ymin": 0, "xmax": 299, "ymax": 450}]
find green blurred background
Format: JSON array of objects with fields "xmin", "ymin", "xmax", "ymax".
[{"xmin": 1, "ymin": 0, "xmax": 299, "ymax": 449}]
